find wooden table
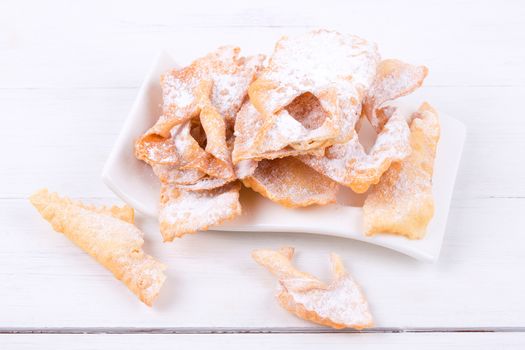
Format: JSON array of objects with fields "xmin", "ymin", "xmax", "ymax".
[{"xmin": 1, "ymin": 0, "xmax": 524, "ymax": 348}]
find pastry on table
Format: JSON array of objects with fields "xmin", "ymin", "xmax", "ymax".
[
  {"xmin": 29, "ymin": 189, "xmax": 166, "ymax": 306},
  {"xmin": 252, "ymin": 247, "xmax": 373, "ymax": 329}
]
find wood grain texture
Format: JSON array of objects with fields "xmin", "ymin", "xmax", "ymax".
[
  {"xmin": 0, "ymin": 0, "xmax": 524, "ymax": 88},
  {"xmin": 1, "ymin": 0, "xmax": 524, "ymax": 345},
  {"xmin": 1, "ymin": 333, "xmax": 525, "ymax": 349},
  {"xmin": 2, "ymin": 196, "xmax": 525, "ymax": 328}
]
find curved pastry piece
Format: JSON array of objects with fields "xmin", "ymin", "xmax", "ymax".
[
  {"xmin": 153, "ymin": 162, "xmax": 232, "ymax": 191},
  {"xmin": 159, "ymin": 182, "xmax": 242, "ymax": 241},
  {"xmin": 363, "ymin": 59, "xmax": 428, "ymax": 132},
  {"xmin": 156, "ymin": 46, "xmax": 264, "ymax": 137},
  {"xmin": 138, "ymin": 112, "xmax": 236, "ymax": 193},
  {"xmin": 241, "ymin": 30, "xmax": 379, "ymax": 159},
  {"xmin": 234, "ymin": 159, "xmax": 259, "ymax": 179},
  {"xmin": 137, "ymin": 92, "xmax": 236, "ymax": 182},
  {"xmin": 136, "ymin": 46, "xmax": 264, "ymax": 185},
  {"xmin": 176, "ymin": 177, "xmax": 231, "ymax": 191},
  {"xmin": 232, "ymin": 100, "xmax": 325, "ymax": 163},
  {"xmin": 252, "ymin": 247, "xmax": 373, "ymax": 329},
  {"xmin": 299, "ymin": 109, "xmax": 411, "ymax": 193},
  {"xmin": 242, "ymin": 157, "xmax": 338, "ymax": 208},
  {"xmin": 152, "ymin": 163, "xmax": 205, "ymax": 186},
  {"xmin": 363, "ymin": 102, "xmax": 440, "ymax": 239},
  {"xmin": 29, "ymin": 189, "xmax": 166, "ymax": 306}
]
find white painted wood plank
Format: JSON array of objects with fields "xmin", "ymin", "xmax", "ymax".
[
  {"xmin": 1, "ymin": 86, "xmax": 524, "ymax": 199},
  {"xmin": 0, "ymin": 0, "xmax": 524, "ymax": 88},
  {"xmin": 1, "ymin": 0, "xmax": 525, "ymax": 334},
  {"xmin": 1, "ymin": 196, "xmax": 524, "ymax": 328},
  {"xmin": 1, "ymin": 333, "xmax": 525, "ymax": 349}
]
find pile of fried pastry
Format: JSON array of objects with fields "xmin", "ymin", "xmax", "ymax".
[
  {"xmin": 29, "ymin": 30, "xmax": 441, "ymax": 329},
  {"xmin": 136, "ymin": 29, "xmax": 440, "ymax": 241}
]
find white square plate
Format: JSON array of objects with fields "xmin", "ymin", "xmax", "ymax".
[{"xmin": 102, "ymin": 51, "xmax": 466, "ymax": 262}]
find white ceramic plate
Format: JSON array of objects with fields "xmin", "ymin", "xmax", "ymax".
[{"xmin": 102, "ymin": 51, "xmax": 466, "ymax": 262}]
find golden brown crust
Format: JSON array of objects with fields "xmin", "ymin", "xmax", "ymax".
[
  {"xmin": 242, "ymin": 157, "xmax": 338, "ymax": 208},
  {"xmin": 135, "ymin": 47, "xmax": 265, "ymax": 185},
  {"xmin": 29, "ymin": 189, "xmax": 166, "ymax": 306},
  {"xmin": 159, "ymin": 182, "xmax": 242, "ymax": 241},
  {"xmin": 363, "ymin": 59, "xmax": 428, "ymax": 132},
  {"xmin": 232, "ymin": 100, "xmax": 326, "ymax": 164},
  {"xmin": 363, "ymin": 102, "xmax": 440, "ymax": 239},
  {"xmin": 252, "ymin": 247, "xmax": 373, "ymax": 329},
  {"xmin": 299, "ymin": 109, "xmax": 411, "ymax": 193},
  {"xmin": 233, "ymin": 31, "xmax": 379, "ymax": 163}
]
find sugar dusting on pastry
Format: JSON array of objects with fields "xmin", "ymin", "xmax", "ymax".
[
  {"xmin": 243, "ymin": 157, "xmax": 338, "ymax": 207},
  {"xmin": 135, "ymin": 29, "xmax": 438, "ymax": 240},
  {"xmin": 252, "ymin": 247, "xmax": 373, "ymax": 329},
  {"xmin": 363, "ymin": 102, "xmax": 440, "ymax": 239},
  {"xmin": 159, "ymin": 182, "xmax": 242, "ymax": 241},
  {"xmin": 299, "ymin": 108, "xmax": 412, "ymax": 193},
  {"xmin": 29, "ymin": 189, "xmax": 166, "ymax": 306}
]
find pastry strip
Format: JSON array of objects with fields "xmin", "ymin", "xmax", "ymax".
[
  {"xmin": 29, "ymin": 189, "xmax": 166, "ymax": 306},
  {"xmin": 363, "ymin": 103, "xmax": 440, "ymax": 239}
]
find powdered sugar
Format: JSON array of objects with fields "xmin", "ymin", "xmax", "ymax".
[
  {"xmin": 235, "ymin": 30, "xmax": 380, "ymax": 162},
  {"xmin": 159, "ymin": 182, "xmax": 242, "ymax": 240},
  {"xmin": 254, "ymin": 30, "xmax": 379, "ymax": 120},
  {"xmin": 285, "ymin": 275, "xmax": 372, "ymax": 327},
  {"xmin": 29, "ymin": 189, "xmax": 166, "ymax": 306},
  {"xmin": 162, "ymin": 46, "xmax": 264, "ymax": 123},
  {"xmin": 244, "ymin": 157, "xmax": 338, "ymax": 207},
  {"xmin": 252, "ymin": 248, "xmax": 372, "ymax": 329},
  {"xmin": 299, "ymin": 109, "xmax": 411, "ymax": 193},
  {"xmin": 234, "ymin": 159, "xmax": 258, "ymax": 179},
  {"xmin": 364, "ymin": 59, "xmax": 428, "ymax": 131},
  {"xmin": 362, "ymin": 103, "xmax": 440, "ymax": 239}
]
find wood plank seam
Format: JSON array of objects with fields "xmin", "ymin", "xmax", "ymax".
[{"xmin": 1, "ymin": 327, "xmax": 525, "ymax": 334}]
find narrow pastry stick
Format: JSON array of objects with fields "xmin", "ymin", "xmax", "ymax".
[
  {"xmin": 29, "ymin": 189, "xmax": 166, "ymax": 306},
  {"xmin": 363, "ymin": 102, "xmax": 440, "ymax": 239}
]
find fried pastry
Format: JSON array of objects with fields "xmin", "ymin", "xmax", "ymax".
[
  {"xmin": 236, "ymin": 30, "xmax": 379, "ymax": 160},
  {"xmin": 152, "ymin": 163, "xmax": 205, "ymax": 186},
  {"xmin": 363, "ymin": 59, "xmax": 428, "ymax": 132},
  {"xmin": 299, "ymin": 108, "xmax": 411, "ymax": 193},
  {"xmin": 234, "ymin": 159, "xmax": 259, "ymax": 179},
  {"xmin": 232, "ymin": 100, "xmax": 326, "ymax": 163},
  {"xmin": 159, "ymin": 182, "xmax": 242, "ymax": 241},
  {"xmin": 29, "ymin": 189, "xmax": 166, "ymax": 306},
  {"xmin": 152, "ymin": 46, "xmax": 264, "ymax": 137},
  {"xmin": 363, "ymin": 102, "xmax": 440, "ymax": 239},
  {"xmin": 136, "ymin": 46, "xmax": 264, "ymax": 184},
  {"xmin": 137, "ymin": 90, "xmax": 236, "ymax": 183},
  {"xmin": 242, "ymin": 157, "xmax": 338, "ymax": 207},
  {"xmin": 252, "ymin": 247, "xmax": 373, "ymax": 329}
]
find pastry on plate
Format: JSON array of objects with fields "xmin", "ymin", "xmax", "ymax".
[
  {"xmin": 299, "ymin": 108, "xmax": 411, "ymax": 193},
  {"xmin": 159, "ymin": 181, "xmax": 242, "ymax": 241},
  {"xmin": 363, "ymin": 102, "xmax": 440, "ymax": 239},
  {"xmin": 363, "ymin": 59, "xmax": 428, "ymax": 132},
  {"xmin": 234, "ymin": 30, "xmax": 380, "ymax": 162},
  {"xmin": 242, "ymin": 157, "xmax": 338, "ymax": 208},
  {"xmin": 132, "ymin": 29, "xmax": 439, "ymax": 241}
]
